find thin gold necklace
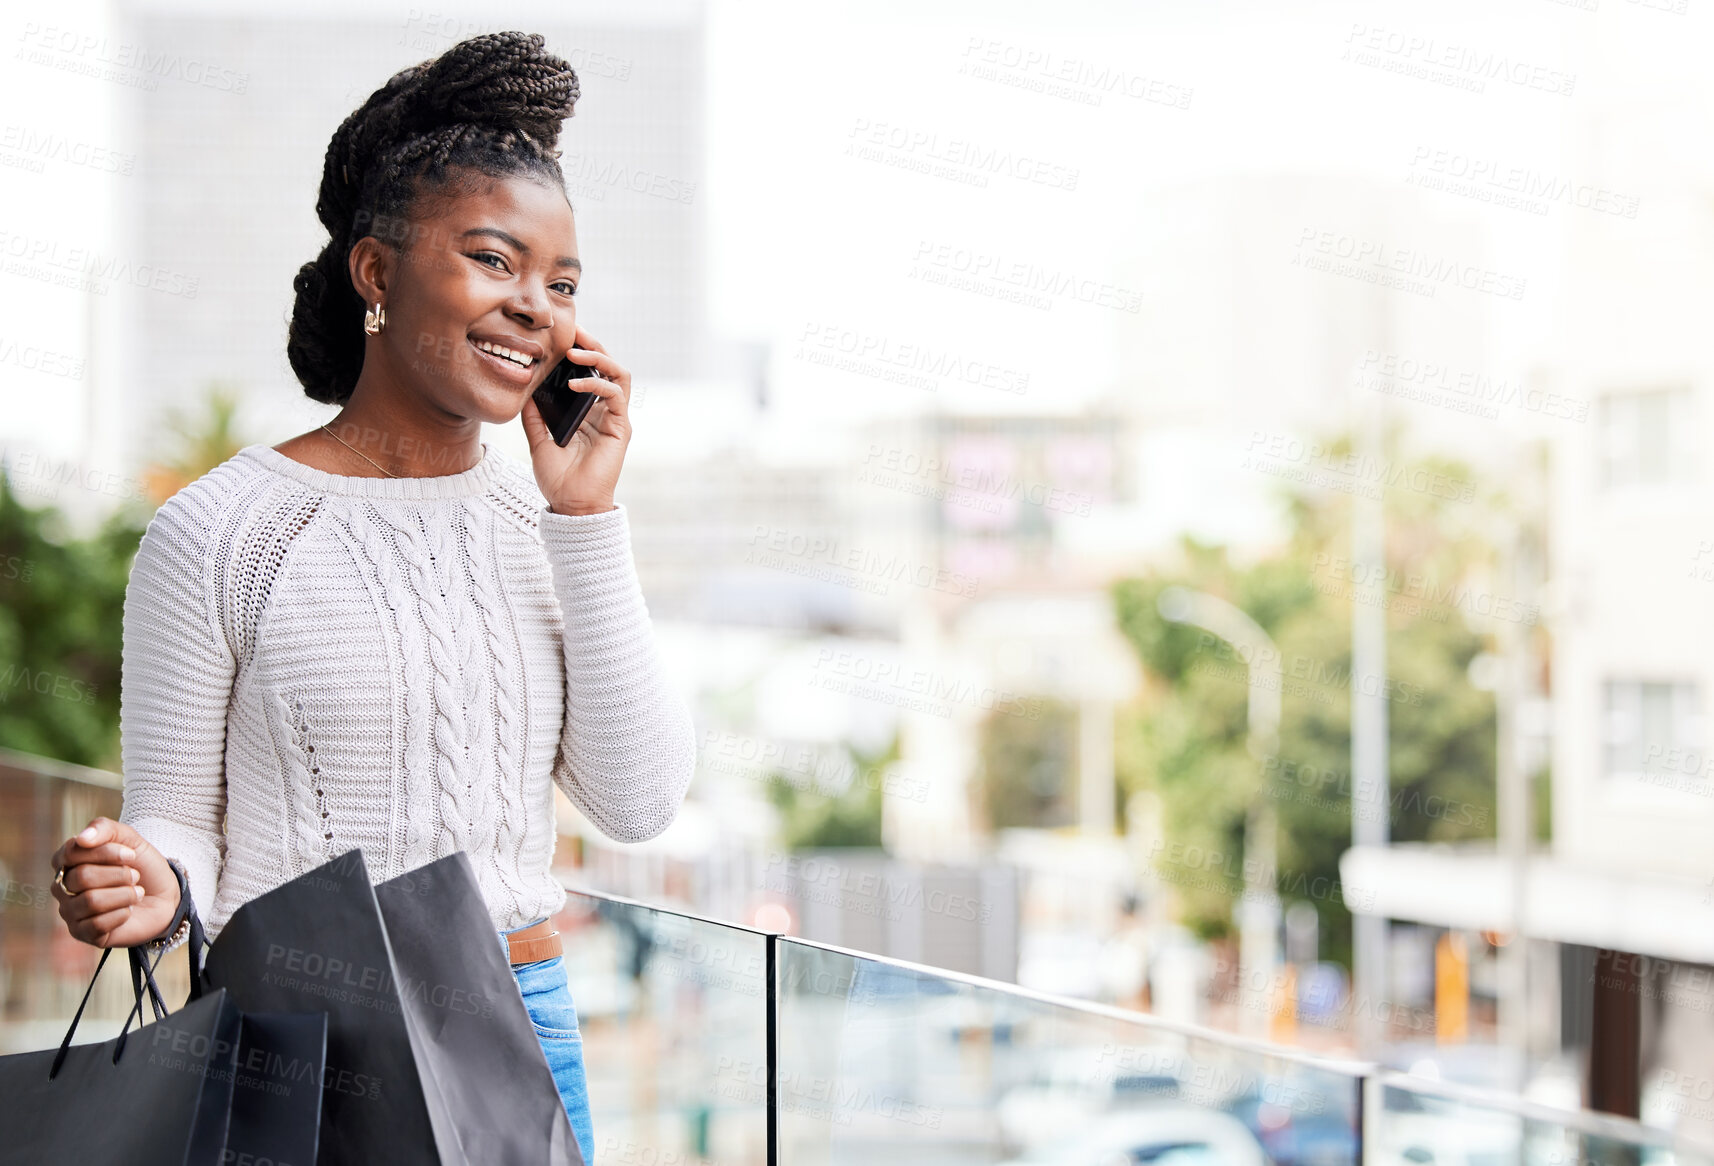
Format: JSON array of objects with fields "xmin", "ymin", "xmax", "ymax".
[{"xmin": 321, "ymin": 423, "xmax": 401, "ymax": 478}]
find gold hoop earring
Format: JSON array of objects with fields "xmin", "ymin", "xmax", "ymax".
[{"xmin": 363, "ymin": 303, "xmax": 386, "ymax": 336}]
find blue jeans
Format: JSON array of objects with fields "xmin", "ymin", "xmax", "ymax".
[{"xmin": 500, "ymin": 920, "xmax": 594, "ymax": 1164}]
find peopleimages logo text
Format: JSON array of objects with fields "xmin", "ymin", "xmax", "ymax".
[
  {"xmin": 1294, "ymin": 228, "xmax": 1526, "ymax": 301},
  {"xmin": 911, "ymin": 240, "xmax": 1142, "ymax": 313}
]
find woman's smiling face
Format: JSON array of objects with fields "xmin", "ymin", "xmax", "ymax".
[{"xmin": 353, "ymin": 171, "xmax": 581, "ymax": 425}]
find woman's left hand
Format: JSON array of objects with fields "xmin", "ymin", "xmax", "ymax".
[{"xmin": 520, "ymin": 324, "xmax": 631, "ymax": 515}]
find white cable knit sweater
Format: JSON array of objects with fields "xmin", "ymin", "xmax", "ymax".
[{"xmin": 118, "ymin": 440, "xmax": 696, "ymax": 943}]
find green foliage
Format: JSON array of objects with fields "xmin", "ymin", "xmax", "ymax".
[
  {"xmin": 975, "ymin": 696, "xmax": 1080, "ymax": 830},
  {"xmin": 142, "ymin": 381, "xmax": 250, "ymax": 504},
  {"xmin": 1112, "ymin": 435, "xmax": 1504, "ymax": 966},
  {"xmin": 163, "ymin": 381, "xmax": 246, "ymax": 476},
  {"xmin": 0, "ymin": 383, "xmax": 252, "ymax": 772},
  {"xmin": 1533, "ymin": 764, "xmax": 1552, "ymax": 844},
  {"xmin": 0, "ymin": 473, "xmax": 147, "ymax": 770},
  {"xmin": 765, "ymin": 733, "xmax": 898, "ymax": 850}
]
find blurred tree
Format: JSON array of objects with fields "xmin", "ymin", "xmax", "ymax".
[
  {"xmin": 765, "ymin": 732, "xmax": 898, "ymax": 850},
  {"xmin": 0, "ymin": 474, "xmax": 145, "ymax": 771},
  {"xmin": 141, "ymin": 380, "xmax": 248, "ymax": 505},
  {"xmin": 1111, "ymin": 432, "xmax": 1509, "ymax": 969},
  {"xmin": 0, "ymin": 382, "xmax": 253, "ymax": 770},
  {"xmin": 974, "ymin": 696, "xmax": 1081, "ymax": 830}
]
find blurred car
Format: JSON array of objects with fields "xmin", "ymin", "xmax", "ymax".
[
  {"xmin": 999, "ymin": 1106, "xmax": 1271, "ymax": 1166},
  {"xmin": 1224, "ymin": 1083, "xmax": 1360, "ymax": 1166},
  {"xmin": 1369, "ymin": 1111, "xmax": 1520, "ymax": 1166},
  {"xmin": 996, "ymin": 1045, "xmax": 1184, "ymax": 1146},
  {"xmin": 1018, "ymin": 931, "xmax": 1112, "ymax": 1000},
  {"xmin": 1369, "ymin": 1092, "xmax": 1523, "ymax": 1166}
]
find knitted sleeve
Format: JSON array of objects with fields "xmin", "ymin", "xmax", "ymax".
[
  {"xmin": 537, "ymin": 502, "xmax": 696, "ymax": 843},
  {"xmin": 118, "ymin": 490, "xmax": 232, "ymax": 939}
]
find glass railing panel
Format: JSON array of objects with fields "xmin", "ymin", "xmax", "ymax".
[
  {"xmin": 776, "ymin": 936, "xmax": 1364, "ymax": 1165},
  {"xmin": 559, "ymin": 886, "xmax": 771, "ymax": 1166},
  {"xmin": 1373, "ymin": 1075, "xmax": 1714, "ymax": 1166},
  {"xmin": 19, "ymin": 750, "xmax": 1714, "ymax": 1166}
]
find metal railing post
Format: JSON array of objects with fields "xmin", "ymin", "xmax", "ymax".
[{"xmin": 766, "ymin": 929, "xmax": 778, "ymax": 1166}]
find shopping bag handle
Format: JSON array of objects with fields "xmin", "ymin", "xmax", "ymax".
[
  {"xmin": 48, "ymin": 944, "xmax": 116, "ymax": 1078},
  {"xmin": 129, "ymin": 945, "xmax": 169, "ymax": 1023},
  {"xmin": 113, "ymin": 857, "xmax": 208, "ymax": 1038},
  {"xmin": 46, "ymin": 858, "xmax": 205, "ymax": 1079},
  {"xmin": 110, "ymin": 941, "xmax": 174, "ymax": 1062},
  {"xmin": 45, "ymin": 939, "xmax": 173, "ymax": 1078},
  {"xmin": 157, "ymin": 856, "xmax": 209, "ymax": 1002},
  {"xmin": 119, "ymin": 855, "xmax": 205, "ymax": 1023}
]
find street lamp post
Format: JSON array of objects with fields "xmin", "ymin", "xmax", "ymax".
[{"xmin": 1158, "ymin": 586, "xmax": 1282, "ymax": 1039}]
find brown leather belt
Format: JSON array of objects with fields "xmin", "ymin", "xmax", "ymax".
[{"xmin": 506, "ymin": 920, "xmax": 563, "ymax": 965}]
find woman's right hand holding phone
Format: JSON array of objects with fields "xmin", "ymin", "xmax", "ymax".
[{"xmin": 49, "ymin": 817, "xmax": 181, "ymax": 948}]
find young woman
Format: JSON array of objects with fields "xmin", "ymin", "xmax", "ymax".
[{"xmin": 45, "ymin": 31, "xmax": 695, "ymax": 1161}]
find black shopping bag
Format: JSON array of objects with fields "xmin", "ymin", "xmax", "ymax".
[
  {"xmin": 0, "ymin": 938, "xmax": 241, "ymax": 1166},
  {"xmin": 374, "ymin": 856, "xmax": 585, "ymax": 1165},
  {"xmin": 144, "ymin": 907, "xmax": 329, "ymax": 1166},
  {"xmin": 202, "ymin": 848, "xmax": 583, "ymax": 1166},
  {"xmin": 225, "ymin": 1009, "xmax": 329, "ymax": 1166}
]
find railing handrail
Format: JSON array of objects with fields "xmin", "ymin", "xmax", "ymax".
[
  {"xmin": 559, "ymin": 877, "xmax": 1714, "ymax": 1156},
  {"xmin": 1369, "ymin": 1068, "xmax": 1714, "ymax": 1153},
  {"xmin": 562, "ymin": 884, "xmax": 1364, "ymax": 1076},
  {"xmin": 561, "ymin": 877, "xmax": 781, "ymax": 940},
  {"xmin": 0, "ymin": 747, "xmax": 124, "ymax": 790},
  {"xmin": 563, "ymin": 878, "xmax": 1370, "ymax": 1075},
  {"xmin": 776, "ymin": 929, "xmax": 1377, "ymax": 1078}
]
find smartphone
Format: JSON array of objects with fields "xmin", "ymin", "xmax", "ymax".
[{"xmin": 532, "ymin": 344, "xmax": 602, "ymax": 446}]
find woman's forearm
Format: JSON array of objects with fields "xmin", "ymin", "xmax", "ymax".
[
  {"xmin": 538, "ymin": 502, "xmax": 697, "ymax": 842},
  {"xmin": 117, "ymin": 488, "xmax": 234, "ymax": 932}
]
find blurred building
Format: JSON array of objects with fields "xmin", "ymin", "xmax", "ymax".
[
  {"xmin": 1118, "ymin": 175, "xmax": 1496, "ymax": 438},
  {"xmin": 1341, "ymin": 86, "xmax": 1714, "ymax": 1129},
  {"xmin": 573, "ymin": 404, "xmax": 1142, "ymax": 991},
  {"xmin": 1108, "ymin": 173, "xmax": 1526, "ymax": 560}
]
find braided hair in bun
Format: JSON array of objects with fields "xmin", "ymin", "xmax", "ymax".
[{"xmin": 287, "ymin": 31, "xmax": 580, "ymax": 405}]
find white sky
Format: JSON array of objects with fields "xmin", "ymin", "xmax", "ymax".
[{"xmin": 3, "ymin": 0, "xmax": 1711, "ymax": 543}]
